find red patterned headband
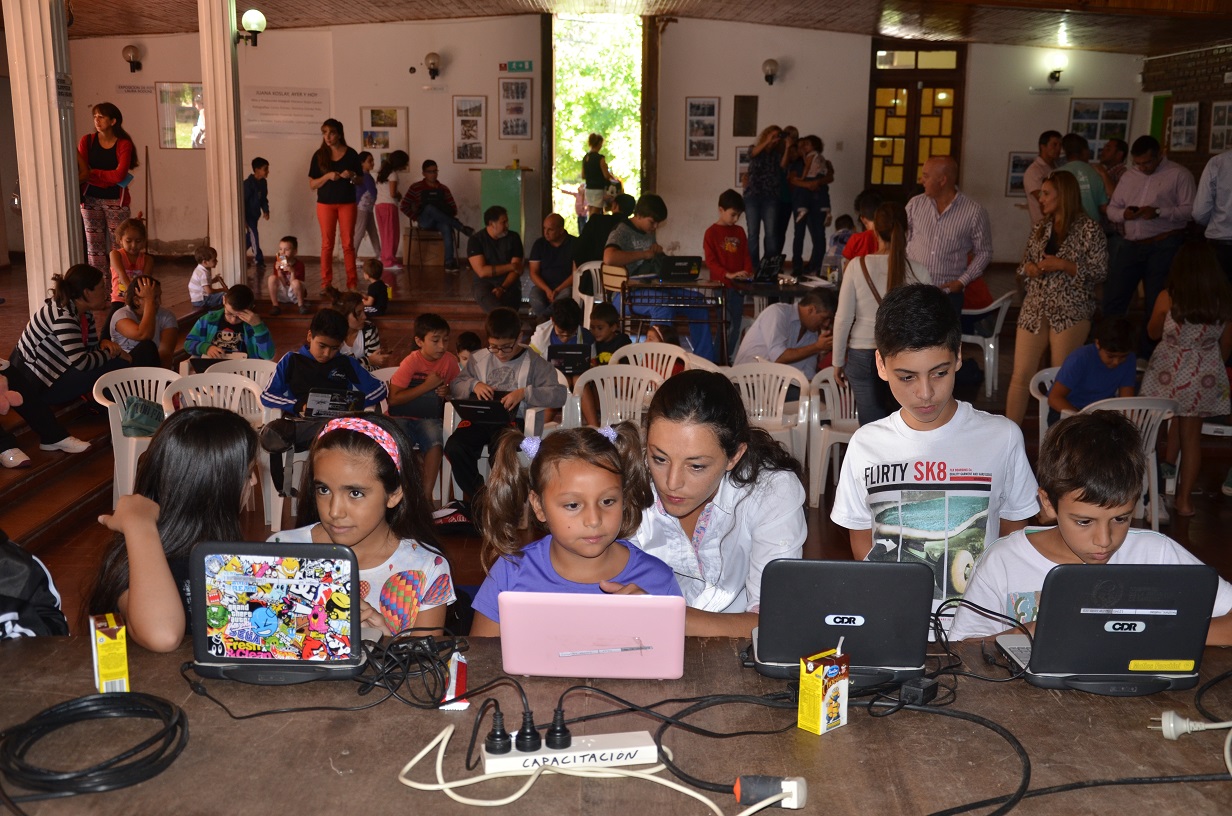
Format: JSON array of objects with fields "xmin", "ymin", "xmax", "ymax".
[{"xmin": 318, "ymin": 417, "xmax": 401, "ymax": 472}]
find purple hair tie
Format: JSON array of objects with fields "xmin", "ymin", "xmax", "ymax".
[
  {"xmin": 597, "ymin": 426, "xmax": 619, "ymax": 444},
  {"xmin": 519, "ymin": 436, "xmax": 542, "ymax": 460}
]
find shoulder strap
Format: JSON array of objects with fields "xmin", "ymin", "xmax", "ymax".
[{"xmin": 859, "ymin": 256, "xmax": 882, "ymax": 305}]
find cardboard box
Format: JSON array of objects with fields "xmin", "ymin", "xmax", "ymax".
[
  {"xmin": 797, "ymin": 647, "xmax": 849, "ymax": 735},
  {"xmin": 90, "ymin": 613, "xmax": 130, "ymax": 693}
]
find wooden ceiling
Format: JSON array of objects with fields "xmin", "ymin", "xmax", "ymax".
[{"xmin": 35, "ymin": 0, "xmax": 1232, "ymax": 56}]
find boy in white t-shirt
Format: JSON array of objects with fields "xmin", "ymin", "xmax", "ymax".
[
  {"xmin": 831, "ymin": 284, "xmax": 1038, "ymax": 615},
  {"xmin": 188, "ymin": 245, "xmax": 228, "ymax": 310},
  {"xmin": 950, "ymin": 412, "xmax": 1232, "ymax": 643}
]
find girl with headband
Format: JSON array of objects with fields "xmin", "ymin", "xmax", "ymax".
[
  {"xmin": 469, "ymin": 423, "xmax": 681, "ymax": 637},
  {"xmin": 269, "ymin": 415, "xmax": 454, "ymax": 638}
]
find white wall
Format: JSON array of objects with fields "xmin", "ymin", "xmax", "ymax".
[
  {"xmin": 656, "ymin": 20, "xmax": 871, "ymax": 261},
  {"xmin": 67, "ymin": 16, "xmax": 544, "ymax": 259},
  {"xmin": 963, "ymin": 44, "xmax": 1150, "ymax": 262}
]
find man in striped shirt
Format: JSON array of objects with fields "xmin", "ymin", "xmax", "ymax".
[{"xmin": 906, "ymin": 156, "xmax": 993, "ymax": 316}]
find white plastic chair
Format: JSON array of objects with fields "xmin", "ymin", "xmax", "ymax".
[
  {"xmin": 1081, "ymin": 397, "xmax": 1178, "ymax": 531},
  {"xmin": 92, "ymin": 367, "xmax": 181, "ymax": 507},
  {"xmin": 961, "ymin": 291, "xmax": 1013, "ymax": 398},
  {"xmin": 371, "ymin": 365, "xmax": 400, "ymax": 415},
  {"xmin": 210, "ymin": 358, "xmax": 278, "ymax": 391},
  {"xmin": 684, "ymin": 353, "xmax": 720, "ymax": 372},
  {"xmin": 564, "ymin": 365, "xmax": 664, "ymax": 429},
  {"xmin": 1030, "ymin": 366, "xmax": 1060, "ymax": 444},
  {"xmin": 725, "ymin": 361, "xmax": 811, "ymax": 460},
  {"xmin": 807, "ymin": 367, "xmax": 859, "ymax": 508},
  {"xmin": 608, "ymin": 342, "xmax": 689, "ymax": 381},
  {"xmin": 573, "ymin": 261, "xmax": 603, "ymax": 328}
]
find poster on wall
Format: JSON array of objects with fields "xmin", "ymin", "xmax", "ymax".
[
  {"xmin": 736, "ymin": 146, "xmax": 751, "ymax": 187},
  {"xmin": 155, "ymin": 82, "xmax": 204, "ymax": 149},
  {"xmin": 454, "ymin": 96, "xmax": 487, "ymax": 164},
  {"xmin": 1211, "ymin": 102, "xmax": 1232, "ymax": 152},
  {"xmin": 1067, "ymin": 98, "xmax": 1132, "ymax": 154},
  {"xmin": 242, "ymin": 86, "xmax": 332, "ymax": 139},
  {"xmin": 359, "ymin": 107, "xmax": 409, "ymax": 167},
  {"xmin": 498, "ymin": 78, "xmax": 532, "ymax": 140},
  {"xmin": 1170, "ymin": 101, "xmax": 1200, "ymax": 152},
  {"xmin": 686, "ymin": 97, "xmax": 719, "ymax": 160},
  {"xmin": 1005, "ymin": 151, "xmax": 1034, "ymax": 197}
]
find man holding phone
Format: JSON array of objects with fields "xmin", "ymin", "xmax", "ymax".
[{"xmin": 1103, "ymin": 135, "xmax": 1195, "ymax": 347}]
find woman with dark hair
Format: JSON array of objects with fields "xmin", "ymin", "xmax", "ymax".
[
  {"xmin": 89, "ymin": 407, "xmax": 259, "ymax": 651},
  {"xmin": 308, "ymin": 118, "xmax": 364, "ymax": 289},
  {"xmin": 1005, "ymin": 171, "xmax": 1108, "ymax": 425},
  {"xmin": 6, "ymin": 264, "xmax": 130, "ymax": 455},
  {"xmin": 632, "ymin": 370, "xmax": 806, "ymax": 637},
  {"xmin": 77, "ymin": 102, "xmax": 140, "ymax": 273},
  {"xmin": 742, "ymin": 125, "xmax": 786, "ymax": 270}
]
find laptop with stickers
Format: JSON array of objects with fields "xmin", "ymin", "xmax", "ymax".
[
  {"xmin": 547, "ymin": 344, "xmax": 592, "ymax": 377},
  {"xmin": 302, "ymin": 388, "xmax": 365, "ymax": 418},
  {"xmin": 498, "ymin": 592, "xmax": 686, "ymax": 679},
  {"xmin": 190, "ymin": 541, "xmax": 365, "ymax": 684},
  {"xmin": 995, "ymin": 564, "xmax": 1218, "ymax": 696},
  {"xmin": 751, "ymin": 559, "xmax": 935, "ymax": 685}
]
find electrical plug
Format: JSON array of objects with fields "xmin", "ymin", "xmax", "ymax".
[
  {"xmin": 1148, "ymin": 710, "xmax": 1232, "ymax": 740},
  {"xmin": 484, "ymin": 708, "xmax": 512, "ymax": 754},
  {"xmin": 734, "ymin": 775, "xmax": 808, "ymax": 809},
  {"xmin": 545, "ymin": 708, "xmax": 572, "ymax": 750},
  {"xmin": 515, "ymin": 709, "xmax": 542, "ymax": 752}
]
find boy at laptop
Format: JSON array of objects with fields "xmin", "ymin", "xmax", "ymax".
[
  {"xmin": 444, "ymin": 308, "xmax": 567, "ymax": 511},
  {"xmin": 529, "ymin": 298, "xmax": 597, "ymax": 425},
  {"xmin": 260, "ymin": 309, "xmax": 388, "ymax": 495},
  {"xmin": 703, "ymin": 189, "xmax": 755, "ymax": 358},
  {"xmin": 831, "ymin": 284, "xmax": 1039, "ymax": 614},
  {"xmin": 949, "ymin": 412, "xmax": 1232, "ymax": 643},
  {"xmin": 183, "ymin": 285, "xmax": 274, "ymax": 362},
  {"xmin": 388, "ymin": 313, "xmax": 459, "ymax": 501},
  {"xmin": 590, "ymin": 302, "xmax": 632, "ymax": 365}
]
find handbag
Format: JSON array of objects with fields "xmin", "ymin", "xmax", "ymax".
[{"xmin": 120, "ymin": 395, "xmax": 164, "ymax": 438}]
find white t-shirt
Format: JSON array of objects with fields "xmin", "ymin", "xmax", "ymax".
[
  {"xmin": 268, "ymin": 525, "xmax": 455, "ymax": 631},
  {"xmin": 831, "ymin": 255, "xmax": 925, "ymax": 365},
  {"xmin": 188, "ymin": 264, "xmax": 213, "ymax": 304},
  {"xmin": 733, "ymin": 302, "xmax": 819, "ymax": 379},
  {"xmin": 831, "ymin": 401, "xmax": 1039, "ymax": 609},
  {"xmin": 109, "ymin": 306, "xmax": 179, "ymax": 353},
  {"xmin": 375, "ymin": 171, "xmax": 400, "ymax": 207},
  {"xmin": 629, "ymin": 468, "xmax": 806, "ymax": 613},
  {"xmin": 949, "ymin": 527, "xmax": 1232, "ymax": 641}
]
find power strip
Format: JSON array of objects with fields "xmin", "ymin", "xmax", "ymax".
[{"xmin": 482, "ymin": 730, "xmax": 659, "ymax": 774}]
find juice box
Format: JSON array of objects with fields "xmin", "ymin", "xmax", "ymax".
[
  {"xmin": 797, "ymin": 647, "xmax": 849, "ymax": 735},
  {"xmin": 90, "ymin": 613, "xmax": 130, "ymax": 693}
]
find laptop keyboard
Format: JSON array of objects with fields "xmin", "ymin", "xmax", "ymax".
[{"xmin": 1003, "ymin": 643, "xmax": 1032, "ymax": 668}]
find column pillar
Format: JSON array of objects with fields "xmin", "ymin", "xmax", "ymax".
[
  {"xmin": 198, "ymin": 0, "xmax": 245, "ymax": 284},
  {"xmin": 3, "ymin": 0, "xmax": 82, "ymax": 313}
]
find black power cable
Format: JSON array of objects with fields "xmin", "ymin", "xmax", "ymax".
[{"xmin": 0, "ymin": 693, "xmax": 188, "ymax": 816}]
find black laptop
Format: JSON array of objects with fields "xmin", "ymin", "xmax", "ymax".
[
  {"xmin": 657, "ymin": 255, "xmax": 703, "ymax": 282},
  {"xmin": 451, "ymin": 396, "xmax": 513, "ymax": 425},
  {"xmin": 547, "ymin": 344, "xmax": 592, "ymax": 376},
  {"xmin": 996, "ymin": 564, "xmax": 1219, "ymax": 696},
  {"xmin": 753, "ymin": 253, "xmax": 786, "ymax": 283},
  {"xmin": 751, "ymin": 559, "xmax": 935, "ymax": 686}
]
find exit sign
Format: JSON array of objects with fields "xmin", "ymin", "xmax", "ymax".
[{"xmin": 501, "ymin": 61, "xmax": 533, "ymax": 72}]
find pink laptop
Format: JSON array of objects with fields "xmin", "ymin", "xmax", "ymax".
[{"xmin": 497, "ymin": 592, "xmax": 687, "ymax": 679}]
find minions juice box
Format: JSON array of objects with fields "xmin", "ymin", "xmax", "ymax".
[
  {"xmin": 90, "ymin": 613, "xmax": 130, "ymax": 693},
  {"xmin": 797, "ymin": 647, "xmax": 849, "ymax": 735}
]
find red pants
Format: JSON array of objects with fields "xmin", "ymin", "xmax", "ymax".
[
  {"xmin": 317, "ymin": 202, "xmax": 358, "ymax": 288},
  {"xmin": 375, "ymin": 203, "xmax": 401, "ymax": 268}
]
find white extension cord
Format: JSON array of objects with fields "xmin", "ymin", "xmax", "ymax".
[
  {"xmin": 1149, "ymin": 710, "xmax": 1232, "ymax": 775},
  {"xmin": 397, "ymin": 724, "xmax": 806, "ymax": 813}
]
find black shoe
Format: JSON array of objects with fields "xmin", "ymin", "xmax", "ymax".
[{"xmin": 444, "ymin": 262, "xmax": 460, "ymax": 274}]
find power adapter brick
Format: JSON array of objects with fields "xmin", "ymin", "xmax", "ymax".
[{"xmin": 900, "ymin": 678, "xmax": 938, "ymax": 706}]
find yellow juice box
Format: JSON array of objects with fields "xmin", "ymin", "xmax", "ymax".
[
  {"xmin": 797, "ymin": 647, "xmax": 849, "ymax": 735},
  {"xmin": 90, "ymin": 613, "xmax": 130, "ymax": 693}
]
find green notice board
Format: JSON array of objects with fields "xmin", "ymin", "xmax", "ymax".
[{"xmin": 480, "ymin": 169, "xmax": 525, "ymax": 235}]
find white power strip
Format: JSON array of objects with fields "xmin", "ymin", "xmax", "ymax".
[{"xmin": 482, "ymin": 730, "xmax": 659, "ymax": 774}]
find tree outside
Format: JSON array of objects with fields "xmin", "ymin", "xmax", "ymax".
[{"xmin": 552, "ymin": 14, "xmax": 642, "ymax": 236}]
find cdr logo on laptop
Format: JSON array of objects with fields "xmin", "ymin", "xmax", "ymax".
[
  {"xmin": 825, "ymin": 614, "xmax": 865, "ymax": 626},
  {"xmin": 1105, "ymin": 620, "xmax": 1145, "ymax": 633}
]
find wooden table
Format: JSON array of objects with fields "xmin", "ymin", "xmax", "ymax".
[{"xmin": 2, "ymin": 638, "xmax": 1231, "ymax": 814}]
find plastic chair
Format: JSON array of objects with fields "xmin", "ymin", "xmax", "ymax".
[
  {"xmin": 725, "ymin": 362, "xmax": 811, "ymax": 460},
  {"xmin": 564, "ymin": 365, "xmax": 664, "ymax": 429},
  {"xmin": 961, "ymin": 291, "xmax": 1013, "ymax": 398},
  {"xmin": 370, "ymin": 366, "xmax": 400, "ymax": 415},
  {"xmin": 161, "ymin": 372, "xmax": 269, "ymax": 425},
  {"xmin": 807, "ymin": 367, "xmax": 859, "ymax": 508},
  {"xmin": 1029, "ymin": 367, "xmax": 1060, "ymax": 444},
  {"xmin": 1081, "ymin": 397, "xmax": 1178, "ymax": 531},
  {"xmin": 684, "ymin": 353, "xmax": 720, "ymax": 372},
  {"xmin": 92, "ymin": 367, "xmax": 181, "ymax": 507},
  {"xmin": 210, "ymin": 358, "xmax": 278, "ymax": 391},
  {"xmin": 573, "ymin": 261, "xmax": 604, "ymax": 328},
  {"xmin": 608, "ymin": 342, "xmax": 689, "ymax": 381}
]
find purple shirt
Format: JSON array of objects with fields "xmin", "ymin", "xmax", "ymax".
[
  {"xmin": 1106, "ymin": 157, "xmax": 1195, "ymax": 241},
  {"xmin": 473, "ymin": 535, "xmax": 683, "ymax": 623}
]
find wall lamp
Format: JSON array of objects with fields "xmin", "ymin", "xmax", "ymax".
[
  {"xmin": 1047, "ymin": 52, "xmax": 1068, "ymax": 85},
  {"xmin": 122, "ymin": 45, "xmax": 141, "ymax": 73},
  {"xmin": 237, "ymin": 9, "xmax": 267, "ymax": 47},
  {"xmin": 425, "ymin": 52, "xmax": 442, "ymax": 80},
  {"xmin": 762, "ymin": 59, "xmax": 779, "ymax": 86}
]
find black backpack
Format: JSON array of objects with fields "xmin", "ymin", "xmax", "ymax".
[{"xmin": 0, "ymin": 534, "xmax": 70, "ymax": 638}]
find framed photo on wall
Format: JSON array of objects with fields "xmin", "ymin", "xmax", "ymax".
[
  {"xmin": 736, "ymin": 145, "xmax": 751, "ymax": 187},
  {"xmin": 1211, "ymin": 101, "xmax": 1232, "ymax": 152},
  {"xmin": 155, "ymin": 82, "xmax": 204, "ymax": 149},
  {"xmin": 498, "ymin": 78, "xmax": 532, "ymax": 140},
  {"xmin": 1006, "ymin": 151, "xmax": 1035, "ymax": 197},
  {"xmin": 686, "ymin": 96, "xmax": 719, "ymax": 160},
  {"xmin": 359, "ymin": 107, "xmax": 408, "ymax": 168},
  {"xmin": 1170, "ymin": 101, "xmax": 1200, "ymax": 152},
  {"xmin": 1067, "ymin": 98, "xmax": 1133, "ymax": 154},
  {"xmin": 453, "ymin": 96, "xmax": 487, "ymax": 164}
]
